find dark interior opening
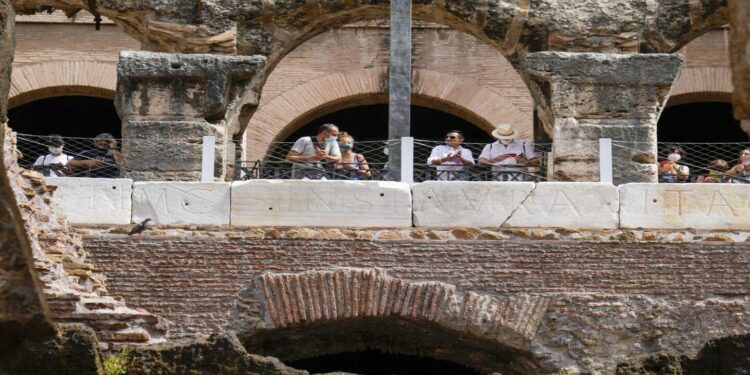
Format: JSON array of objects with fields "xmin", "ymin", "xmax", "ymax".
[
  {"xmin": 657, "ymin": 102, "xmax": 749, "ymax": 173},
  {"xmin": 658, "ymin": 102, "xmax": 746, "ymax": 143},
  {"xmin": 288, "ymin": 349, "xmax": 481, "ymax": 375},
  {"xmin": 8, "ymin": 96, "xmax": 121, "ymax": 138},
  {"xmin": 283, "ymin": 104, "xmax": 487, "ymax": 143},
  {"xmin": 8, "ymin": 96, "xmax": 122, "ymax": 168}
]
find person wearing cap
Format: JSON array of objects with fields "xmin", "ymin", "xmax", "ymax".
[
  {"xmin": 478, "ymin": 124, "xmax": 537, "ymax": 181},
  {"xmin": 427, "ymin": 130, "xmax": 475, "ymax": 181},
  {"xmin": 68, "ymin": 133, "xmax": 123, "ymax": 178},
  {"xmin": 33, "ymin": 134, "xmax": 74, "ymax": 177},
  {"xmin": 285, "ymin": 123, "xmax": 342, "ymax": 179}
]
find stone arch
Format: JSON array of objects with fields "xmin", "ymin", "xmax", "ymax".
[
  {"xmin": 244, "ymin": 67, "xmax": 531, "ymax": 161},
  {"xmin": 226, "ymin": 268, "xmax": 549, "ymax": 373},
  {"xmin": 9, "ymin": 61, "xmax": 116, "ymax": 109},
  {"xmin": 667, "ymin": 66, "xmax": 733, "ymax": 107}
]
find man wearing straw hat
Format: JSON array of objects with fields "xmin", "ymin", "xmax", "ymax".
[{"xmin": 478, "ymin": 123, "xmax": 537, "ymax": 181}]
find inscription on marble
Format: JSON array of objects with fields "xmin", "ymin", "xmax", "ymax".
[
  {"xmin": 45, "ymin": 177, "xmax": 132, "ymax": 224},
  {"xmin": 132, "ymin": 182, "xmax": 230, "ymax": 225}
]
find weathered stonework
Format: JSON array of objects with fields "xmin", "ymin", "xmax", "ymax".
[
  {"xmin": 730, "ymin": 0, "xmax": 750, "ymax": 120},
  {"xmin": 525, "ymin": 52, "xmax": 683, "ymax": 183},
  {"xmin": 116, "ymin": 51, "xmax": 266, "ymax": 181}
]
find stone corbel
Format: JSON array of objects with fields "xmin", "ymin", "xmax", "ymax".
[
  {"xmin": 524, "ymin": 52, "xmax": 683, "ymax": 184},
  {"xmin": 116, "ymin": 51, "xmax": 266, "ymax": 122}
]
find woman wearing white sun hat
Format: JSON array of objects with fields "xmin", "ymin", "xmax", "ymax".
[{"xmin": 478, "ymin": 123, "xmax": 537, "ymax": 181}]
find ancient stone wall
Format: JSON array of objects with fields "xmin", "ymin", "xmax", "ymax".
[
  {"xmin": 80, "ymin": 231, "xmax": 750, "ymax": 373},
  {"xmin": 82, "ymin": 233, "xmax": 750, "ymax": 335}
]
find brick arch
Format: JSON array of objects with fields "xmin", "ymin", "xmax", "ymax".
[
  {"xmin": 667, "ymin": 66, "xmax": 734, "ymax": 107},
  {"xmin": 245, "ymin": 68, "xmax": 531, "ymax": 160},
  {"xmin": 9, "ymin": 61, "xmax": 117, "ymax": 109},
  {"xmin": 226, "ymin": 268, "xmax": 549, "ymax": 372}
]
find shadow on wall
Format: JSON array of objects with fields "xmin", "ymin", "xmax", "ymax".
[
  {"xmin": 616, "ymin": 334, "xmax": 750, "ymax": 374},
  {"xmin": 240, "ymin": 318, "xmax": 539, "ymax": 375}
]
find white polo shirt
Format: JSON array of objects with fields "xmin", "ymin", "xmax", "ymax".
[
  {"xmin": 427, "ymin": 145, "xmax": 475, "ymax": 171},
  {"xmin": 478, "ymin": 140, "xmax": 534, "ymax": 169}
]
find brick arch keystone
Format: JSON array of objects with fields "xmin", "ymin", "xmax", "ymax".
[
  {"xmin": 245, "ymin": 68, "xmax": 531, "ymax": 161},
  {"xmin": 9, "ymin": 61, "xmax": 117, "ymax": 109},
  {"xmin": 226, "ymin": 268, "xmax": 550, "ymax": 353},
  {"xmin": 667, "ymin": 66, "xmax": 734, "ymax": 107}
]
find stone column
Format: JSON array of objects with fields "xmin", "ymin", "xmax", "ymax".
[
  {"xmin": 116, "ymin": 51, "xmax": 265, "ymax": 181},
  {"xmin": 730, "ymin": 0, "xmax": 750, "ymax": 122},
  {"xmin": 387, "ymin": 0, "xmax": 412, "ymax": 181},
  {"xmin": 525, "ymin": 52, "xmax": 683, "ymax": 184}
]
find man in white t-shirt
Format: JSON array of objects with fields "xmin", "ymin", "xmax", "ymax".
[
  {"xmin": 33, "ymin": 134, "xmax": 73, "ymax": 177},
  {"xmin": 478, "ymin": 124, "xmax": 536, "ymax": 181},
  {"xmin": 427, "ymin": 130, "xmax": 475, "ymax": 180},
  {"xmin": 285, "ymin": 123, "xmax": 342, "ymax": 179}
]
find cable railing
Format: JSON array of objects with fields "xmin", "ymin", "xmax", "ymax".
[
  {"xmin": 236, "ymin": 139, "xmax": 553, "ymax": 182},
  {"xmin": 14, "ymin": 132, "xmax": 750, "ymax": 184},
  {"xmin": 613, "ymin": 141, "xmax": 750, "ymax": 184}
]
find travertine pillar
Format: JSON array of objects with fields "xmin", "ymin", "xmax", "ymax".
[
  {"xmin": 525, "ymin": 52, "xmax": 682, "ymax": 184},
  {"xmin": 730, "ymin": 0, "xmax": 750, "ymax": 121},
  {"xmin": 116, "ymin": 51, "xmax": 265, "ymax": 181}
]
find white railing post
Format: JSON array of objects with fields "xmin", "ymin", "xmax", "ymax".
[
  {"xmin": 400, "ymin": 136, "xmax": 413, "ymax": 183},
  {"xmin": 599, "ymin": 138, "xmax": 613, "ymax": 184},
  {"xmin": 201, "ymin": 135, "xmax": 216, "ymax": 182}
]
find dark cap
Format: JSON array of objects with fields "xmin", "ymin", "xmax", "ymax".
[{"xmin": 46, "ymin": 134, "xmax": 64, "ymax": 146}]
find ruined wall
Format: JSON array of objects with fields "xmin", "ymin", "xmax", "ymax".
[{"xmin": 83, "ymin": 233, "xmax": 750, "ymax": 335}]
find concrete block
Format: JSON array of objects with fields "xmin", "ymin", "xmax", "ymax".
[
  {"xmin": 505, "ymin": 182, "xmax": 619, "ymax": 229},
  {"xmin": 132, "ymin": 182, "xmax": 230, "ymax": 225},
  {"xmin": 412, "ymin": 182, "xmax": 534, "ymax": 227},
  {"xmin": 231, "ymin": 180, "xmax": 412, "ymax": 227},
  {"xmin": 45, "ymin": 177, "xmax": 132, "ymax": 225},
  {"xmin": 620, "ymin": 183, "xmax": 750, "ymax": 230}
]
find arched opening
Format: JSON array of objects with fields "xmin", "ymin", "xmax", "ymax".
[
  {"xmin": 658, "ymin": 102, "xmax": 745, "ymax": 143},
  {"xmin": 281, "ymin": 103, "xmax": 487, "ymax": 143},
  {"xmin": 241, "ymin": 318, "xmax": 539, "ymax": 375},
  {"xmin": 8, "ymin": 95, "xmax": 121, "ymax": 169},
  {"xmin": 657, "ymin": 101, "xmax": 749, "ymax": 176}
]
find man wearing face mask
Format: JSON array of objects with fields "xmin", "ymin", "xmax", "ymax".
[
  {"xmin": 286, "ymin": 123, "xmax": 342, "ymax": 179},
  {"xmin": 68, "ymin": 133, "xmax": 123, "ymax": 178},
  {"xmin": 478, "ymin": 124, "xmax": 536, "ymax": 181},
  {"xmin": 658, "ymin": 145, "xmax": 689, "ymax": 183},
  {"xmin": 427, "ymin": 130, "xmax": 475, "ymax": 181},
  {"xmin": 33, "ymin": 134, "xmax": 73, "ymax": 177}
]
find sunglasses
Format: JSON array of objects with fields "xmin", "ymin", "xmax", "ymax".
[{"xmin": 445, "ymin": 136, "xmax": 459, "ymax": 140}]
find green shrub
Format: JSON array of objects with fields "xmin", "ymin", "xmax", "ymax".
[{"xmin": 103, "ymin": 349, "xmax": 130, "ymax": 375}]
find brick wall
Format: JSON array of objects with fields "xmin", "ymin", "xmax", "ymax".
[{"xmin": 84, "ymin": 236, "xmax": 750, "ymax": 336}]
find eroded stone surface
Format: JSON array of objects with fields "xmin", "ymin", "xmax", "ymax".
[
  {"xmin": 231, "ymin": 180, "xmax": 412, "ymax": 228},
  {"xmin": 45, "ymin": 177, "xmax": 132, "ymax": 225},
  {"xmin": 412, "ymin": 181, "xmax": 533, "ymax": 228},
  {"xmin": 730, "ymin": 0, "xmax": 750, "ymax": 120},
  {"xmin": 133, "ymin": 182, "xmax": 231, "ymax": 225},
  {"xmin": 619, "ymin": 183, "xmax": 750, "ymax": 230},
  {"xmin": 505, "ymin": 182, "xmax": 619, "ymax": 229},
  {"xmin": 526, "ymin": 52, "xmax": 683, "ymax": 184}
]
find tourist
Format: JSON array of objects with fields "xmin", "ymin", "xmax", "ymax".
[
  {"xmin": 477, "ymin": 124, "xmax": 536, "ymax": 181},
  {"xmin": 335, "ymin": 132, "xmax": 371, "ymax": 180},
  {"xmin": 427, "ymin": 130, "xmax": 475, "ymax": 181},
  {"xmin": 696, "ymin": 159, "xmax": 731, "ymax": 183},
  {"xmin": 285, "ymin": 123, "xmax": 342, "ymax": 179},
  {"xmin": 726, "ymin": 148, "xmax": 750, "ymax": 184},
  {"xmin": 658, "ymin": 145, "xmax": 689, "ymax": 183},
  {"xmin": 67, "ymin": 133, "xmax": 122, "ymax": 178},
  {"xmin": 33, "ymin": 134, "xmax": 73, "ymax": 177}
]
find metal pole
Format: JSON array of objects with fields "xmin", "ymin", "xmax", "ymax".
[
  {"xmin": 202, "ymin": 135, "xmax": 215, "ymax": 182},
  {"xmin": 388, "ymin": 0, "xmax": 412, "ymax": 181},
  {"xmin": 599, "ymin": 138, "xmax": 613, "ymax": 183}
]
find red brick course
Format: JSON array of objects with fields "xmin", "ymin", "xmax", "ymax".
[{"xmin": 83, "ymin": 236, "xmax": 750, "ymax": 336}]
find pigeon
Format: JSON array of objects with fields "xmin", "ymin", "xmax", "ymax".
[{"xmin": 129, "ymin": 218, "xmax": 151, "ymax": 235}]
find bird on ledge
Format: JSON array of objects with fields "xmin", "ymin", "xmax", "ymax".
[{"xmin": 129, "ymin": 218, "xmax": 151, "ymax": 235}]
